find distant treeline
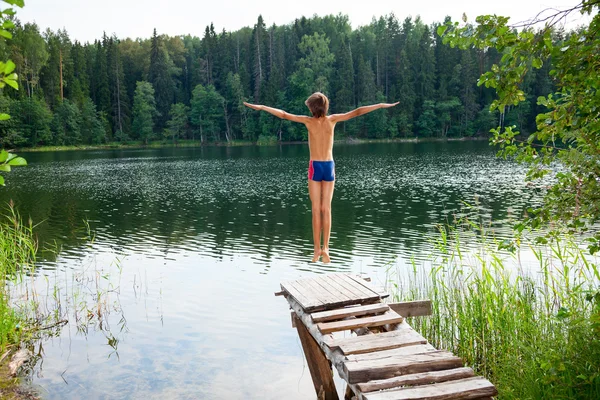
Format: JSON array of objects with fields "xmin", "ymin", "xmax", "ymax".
[{"xmin": 0, "ymin": 13, "xmax": 557, "ymax": 148}]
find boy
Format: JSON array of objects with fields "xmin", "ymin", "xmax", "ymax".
[{"xmin": 244, "ymin": 93, "xmax": 398, "ymax": 263}]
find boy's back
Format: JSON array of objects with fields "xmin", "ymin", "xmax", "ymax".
[{"xmin": 306, "ymin": 117, "xmax": 335, "ymax": 161}]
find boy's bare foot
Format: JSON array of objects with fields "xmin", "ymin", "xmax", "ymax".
[
  {"xmin": 321, "ymin": 248, "xmax": 331, "ymax": 263},
  {"xmin": 311, "ymin": 249, "xmax": 322, "ymax": 263}
]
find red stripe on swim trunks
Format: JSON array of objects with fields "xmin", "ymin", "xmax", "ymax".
[{"xmin": 308, "ymin": 160, "xmax": 314, "ymax": 180}]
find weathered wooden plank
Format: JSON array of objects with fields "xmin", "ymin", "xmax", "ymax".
[
  {"xmin": 315, "ymin": 275, "xmax": 355, "ymax": 302},
  {"xmin": 322, "ymin": 274, "xmax": 361, "ymax": 301},
  {"xmin": 346, "ymin": 344, "xmax": 437, "ymax": 362},
  {"xmin": 312, "ymin": 304, "xmax": 390, "ymax": 323},
  {"xmin": 362, "ymin": 377, "xmax": 497, "ymax": 400},
  {"xmin": 388, "ymin": 301, "xmax": 432, "ymax": 318},
  {"xmin": 318, "ymin": 311, "xmax": 404, "ymax": 334},
  {"xmin": 297, "ymin": 277, "xmax": 339, "ymax": 306},
  {"xmin": 286, "ymin": 275, "xmax": 386, "ymax": 312},
  {"xmin": 312, "ymin": 275, "xmax": 355, "ymax": 305},
  {"xmin": 339, "ymin": 274, "xmax": 380, "ymax": 298},
  {"xmin": 326, "ymin": 324, "xmax": 428, "ymax": 355},
  {"xmin": 329, "ymin": 273, "xmax": 367, "ymax": 300},
  {"xmin": 344, "ymin": 351, "xmax": 463, "ymax": 384},
  {"xmin": 347, "ymin": 275, "xmax": 390, "ymax": 299},
  {"xmin": 357, "ymin": 367, "xmax": 476, "ymax": 393},
  {"xmin": 293, "ymin": 313, "xmax": 340, "ymax": 400},
  {"xmin": 281, "ymin": 280, "xmax": 319, "ymax": 310}
]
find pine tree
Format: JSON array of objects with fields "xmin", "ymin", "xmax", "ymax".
[
  {"xmin": 70, "ymin": 40, "xmax": 90, "ymax": 107},
  {"xmin": 94, "ymin": 36, "xmax": 111, "ymax": 119},
  {"xmin": 80, "ymin": 98, "xmax": 106, "ymax": 144},
  {"xmin": 251, "ymin": 16, "xmax": 267, "ymax": 102},
  {"xmin": 149, "ymin": 29, "xmax": 175, "ymax": 128},
  {"xmin": 107, "ymin": 36, "xmax": 130, "ymax": 136}
]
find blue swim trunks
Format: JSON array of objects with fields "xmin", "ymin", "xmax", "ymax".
[{"xmin": 308, "ymin": 160, "xmax": 335, "ymax": 182}]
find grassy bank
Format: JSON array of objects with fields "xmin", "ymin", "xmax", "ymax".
[
  {"xmin": 388, "ymin": 221, "xmax": 600, "ymax": 399},
  {"xmin": 0, "ymin": 205, "xmax": 39, "ymax": 398},
  {"xmin": 17, "ymin": 139, "xmax": 255, "ymax": 152},
  {"xmin": 0, "ymin": 206, "xmax": 36, "ymax": 351},
  {"xmin": 16, "ymin": 136, "xmax": 489, "ymax": 153}
]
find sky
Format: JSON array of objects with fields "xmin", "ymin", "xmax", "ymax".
[{"xmin": 17, "ymin": 0, "xmax": 592, "ymax": 43}]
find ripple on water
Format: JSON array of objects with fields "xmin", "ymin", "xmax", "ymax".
[{"xmin": 0, "ymin": 142, "xmax": 548, "ymax": 399}]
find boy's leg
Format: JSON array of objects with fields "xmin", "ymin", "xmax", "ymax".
[
  {"xmin": 308, "ymin": 179, "xmax": 323, "ymax": 262},
  {"xmin": 320, "ymin": 180, "xmax": 335, "ymax": 263}
]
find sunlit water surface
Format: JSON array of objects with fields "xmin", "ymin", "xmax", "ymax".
[{"xmin": 1, "ymin": 142, "xmax": 543, "ymax": 399}]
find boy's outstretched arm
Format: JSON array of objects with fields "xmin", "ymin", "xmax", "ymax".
[
  {"xmin": 243, "ymin": 102, "xmax": 310, "ymax": 124},
  {"xmin": 330, "ymin": 102, "xmax": 399, "ymax": 123}
]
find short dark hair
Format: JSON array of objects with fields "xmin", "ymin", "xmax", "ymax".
[{"xmin": 305, "ymin": 92, "xmax": 329, "ymax": 118}]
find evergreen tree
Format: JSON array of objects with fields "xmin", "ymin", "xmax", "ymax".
[
  {"xmin": 12, "ymin": 97, "xmax": 53, "ymax": 146},
  {"xmin": 107, "ymin": 36, "xmax": 130, "ymax": 136},
  {"xmin": 80, "ymin": 98, "xmax": 106, "ymax": 144},
  {"xmin": 148, "ymin": 29, "xmax": 175, "ymax": 128},
  {"xmin": 251, "ymin": 16, "xmax": 267, "ymax": 102},
  {"xmin": 94, "ymin": 36, "xmax": 111, "ymax": 119},
  {"xmin": 132, "ymin": 81, "xmax": 157, "ymax": 144},
  {"xmin": 51, "ymin": 100, "xmax": 81, "ymax": 145},
  {"xmin": 70, "ymin": 40, "xmax": 90, "ymax": 107},
  {"xmin": 190, "ymin": 84, "xmax": 225, "ymax": 142}
]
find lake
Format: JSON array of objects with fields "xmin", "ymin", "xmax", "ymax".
[{"xmin": 1, "ymin": 141, "xmax": 538, "ymax": 399}]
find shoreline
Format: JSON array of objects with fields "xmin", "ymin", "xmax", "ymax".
[{"xmin": 16, "ymin": 136, "xmax": 490, "ymax": 153}]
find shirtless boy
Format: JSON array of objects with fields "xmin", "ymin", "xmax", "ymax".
[{"xmin": 244, "ymin": 93, "xmax": 398, "ymax": 263}]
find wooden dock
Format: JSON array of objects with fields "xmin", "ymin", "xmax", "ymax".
[{"xmin": 278, "ymin": 274, "xmax": 497, "ymax": 400}]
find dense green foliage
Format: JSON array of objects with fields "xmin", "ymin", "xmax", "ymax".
[
  {"xmin": 0, "ymin": 0, "xmax": 26, "ymax": 186},
  {"xmin": 439, "ymin": 1, "xmax": 600, "ymax": 246},
  {"xmin": 391, "ymin": 220, "xmax": 600, "ymax": 399},
  {"xmin": 0, "ymin": 13, "xmax": 562, "ymax": 147}
]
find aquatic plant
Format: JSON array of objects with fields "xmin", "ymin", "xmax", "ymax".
[{"xmin": 388, "ymin": 218, "xmax": 600, "ymax": 399}]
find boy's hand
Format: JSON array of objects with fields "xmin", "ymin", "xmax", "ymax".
[
  {"xmin": 380, "ymin": 102, "xmax": 399, "ymax": 108},
  {"xmin": 243, "ymin": 102, "xmax": 263, "ymax": 111}
]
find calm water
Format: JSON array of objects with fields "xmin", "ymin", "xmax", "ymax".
[{"xmin": 2, "ymin": 141, "xmax": 539, "ymax": 399}]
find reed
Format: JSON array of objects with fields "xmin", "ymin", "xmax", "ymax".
[
  {"xmin": 388, "ymin": 219, "xmax": 600, "ymax": 399},
  {"xmin": 0, "ymin": 203, "xmax": 37, "ymax": 351}
]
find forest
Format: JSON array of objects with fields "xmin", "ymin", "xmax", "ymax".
[{"xmin": 0, "ymin": 13, "xmax": 557, "ymax": 148}]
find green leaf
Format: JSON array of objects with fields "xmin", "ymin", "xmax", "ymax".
[
  {"xmin": 0, "ymin": 29, "xmax": 12, "ymax": 39},
  {"xmin": 8, "ymin": 156, "xmax": 26, "ymax": 166},
  {"xmin": 3, "ymin": 60, "xmax": 15, "ymax": 74},
  {"xmin": 532, "ymin": 58, "xmax": 542, "ymax": 69},
  {"xmin": 4, "ymin": 75, "xmax": 18, "ymax": 90},
  {"xmin": 0, "ymin": 113, "xmax": 10, "ymax": 121},
  {"xmin": 0, "ymin": 175, "xmax": 4, "ymax": 186},
  {"xmin": 0, "ymin": 150, "xmax": 8, "ymax": 163},
  {"xmin": 4, "ymin": 0, "xmax": 25, "ymax": 7},
  {"xmin": 2, "ymin": 20, "xmax": 14, "ymax": 29},
  {"xmin": 0, "ymin": 164, "xmax": 11, "ymax": 172},
  {"xmin": 437, "ymin": 25, "xmax": 448, "ymax": 36}
]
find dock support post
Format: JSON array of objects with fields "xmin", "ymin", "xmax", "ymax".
[
  {"xmin": 344, "ymin": 384, "xmax": 355, "ymax": 400},
  {"xmin": 293, "ymin": 313, "xmax": 339, "ymax": 400}
]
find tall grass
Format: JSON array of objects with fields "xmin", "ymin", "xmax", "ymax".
[
  {"xmin": 0, "ymin": 203, "xmax": 37, "ymax": 352},
  {"xmin": 389, "ymin": 219, "xmax": 600, "ymax": 399}
]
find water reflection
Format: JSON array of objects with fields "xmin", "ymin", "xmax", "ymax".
[
  {"xmin": 2, "ymin": 142, "xmax": 541, "ymax": 399},
  {"xmin": 6, "ymin": 142, "xmax": 539, "ymax": 270}
]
